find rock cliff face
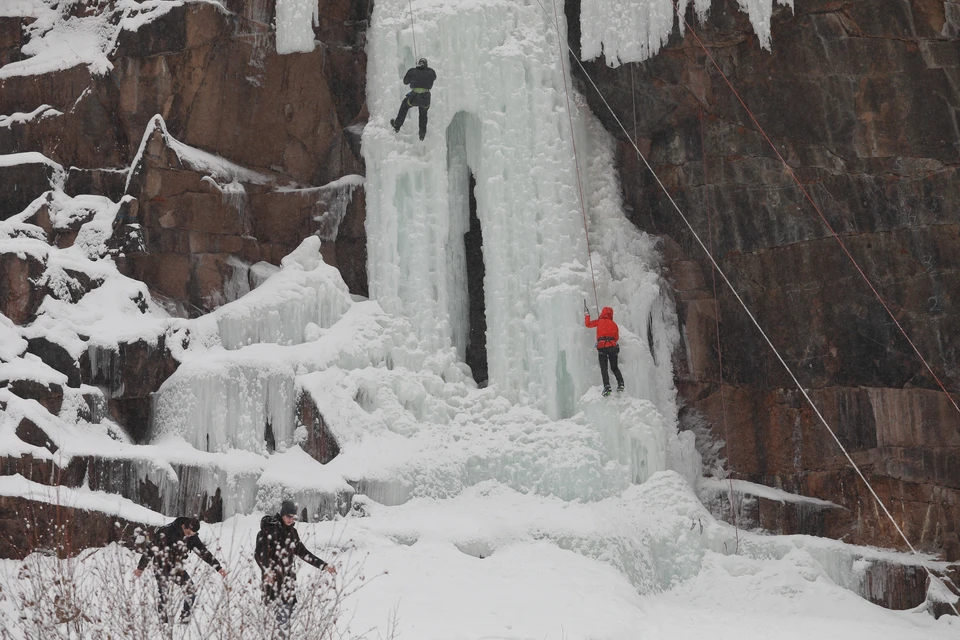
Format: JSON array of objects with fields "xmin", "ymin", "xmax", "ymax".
[
  {"xmin": 568, "ymin": 0, "xmax": 960, "ymax": 558},
  {"xmin": 1, "ymin": 0, "xmax": 370, "ymax": 314},
  {"xmin": 2, "ymin": 0, "xmax": 959, "ymax": 571},
  {"xmin": 0, "ymin": 0, "xmax": 370, "ymax": 522}
]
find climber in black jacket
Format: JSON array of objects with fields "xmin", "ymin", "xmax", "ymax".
[
  {"xmin": 390, "ymin": 57, "xmax": 437, "ymax": 141},
  {"xmin": 255, "ymin": 500, "xmax": 336, "ymax": 636},
  {"xmin": 133, "ymin": 516, "xmax": 226, "ymax": 624}
]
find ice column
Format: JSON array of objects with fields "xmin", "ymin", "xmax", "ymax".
[
  {"xmin": 275, "ymin": 0, "xmax": 318, "ymax": 54},
  {"xmin": 365, "ymin": 0, "xmax": 595, "ymax": 416},
  {"xmin": 153, "ymin": 356, "xmax": 297, "ymax": 454}
]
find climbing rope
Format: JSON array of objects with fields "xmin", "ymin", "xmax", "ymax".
[
  {"xmin": 534, "ymin": 0, "xmax": 958, "ymax": 615},
  {"xmin": 549, "ymin": 0, "xmax": 600, "ymax": 315},
  {"xmin": 699, "ymin": 103, "xmax": 739, "ymax": 554},
  {"xmin": 629, "ymin": 63, "xmax": 638, "ymax": 144},
  {"xmin": 407, "ymin": 0, "xmax": 419, "ymax": 60},
  {"xmin": 669, "ymin": 0, "xmax": 960, "ymax": 420}
]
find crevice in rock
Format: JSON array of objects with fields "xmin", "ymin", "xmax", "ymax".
[{"xmin": 464, "ymin": 173, "xmax": 488, "ymax": 386}]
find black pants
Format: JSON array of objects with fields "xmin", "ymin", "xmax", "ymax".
[
  {"xmin": 263, "ymin": 575, "xmax": 297, "ymax": 638},
  {"xmin": 155, "ymin": 570, "xmax": 196, "ymax": 623},
  {"xmin": 273, "ymin": 600, "xmax": 294, "ymax": 638},
  {"xmin": 394, "ymin": 91, "xmax": 431, "ymax": 138},
  {"xmin": 598, "ymin": 346, "xmax": 624, "ymax": 389}
]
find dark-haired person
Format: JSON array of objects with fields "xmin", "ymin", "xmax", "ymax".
[
  {"xmin": 390, "ymin": 57, "xmax": 437, "ymax": 141},
  {"xmin": 256, "ymin": 501, "xmax": 336, "ymax": 636},
  {"xmin": 133, "ymin": 516, "xmax": 226, "ymax": 624}
]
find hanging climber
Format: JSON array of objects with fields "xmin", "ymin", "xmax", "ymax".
[
  {"xmin": 390, "ymin": 58, "xmax": 437, "ymax": 141},
  {"xmin": 584, "ymin": 302, "xmax": 625, "ymax": 397}
]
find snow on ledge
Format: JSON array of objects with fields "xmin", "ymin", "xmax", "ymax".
[
  {"xmin": 700, "ymin": 477, "xmax": 842, "ymax": 509},
  {"xmin": 0, "ymin": 474, "xmax": 167, "ymax": 526},
  {"xmin": 0, "ymin": 151, "xmax": 64, "ymax": 171},
  {"xmin": 124, "ymin": 115, "xmax": 274, "ymax": 194},
  {"xmin": 276, "ymin": 173, "xmax": 365, "ymax": 193},
  {"xmin": 0, "ymin": 0, "xmax": 191, "ymax": 79},
  {"xmin": 0, "ymin": 0, "xmax": 46, "ymax": 18},
  {"xmin": 0, "ymin": 105, "xmax": 62, "ymax": 128},
  {"xmin": 258, "ymin": 445, "xmax": 354, "ymax": 495}
]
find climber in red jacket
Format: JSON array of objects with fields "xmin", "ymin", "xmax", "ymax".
[{"xmin": 585, "ymin": 304, "xmax": 624, "ymax": 397}]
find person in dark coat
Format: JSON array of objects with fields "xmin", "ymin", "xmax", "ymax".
[
  {"xmin": 133, "ymin": 516, "xmax": 226, "ymax": 624},
  {"xmin": 585, "ymin": 305, "xmax": 625, "ymax": 396},
  {"xmin": 255, "ymin": 500, "xmax": 336, "ymax": 635},
  {"xmin": 390, "ymin": 57, "xmax": 437, "ymax": 141}
]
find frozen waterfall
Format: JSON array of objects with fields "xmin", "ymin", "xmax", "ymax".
[
  {"xmin": 147, "ymin": 0, "xmax": 771, "ymax": 523},
  {"xmin": 364, "ymin": 0, "xmax": 678, "ymax": 422}
]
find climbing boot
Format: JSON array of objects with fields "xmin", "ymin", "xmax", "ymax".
[
  {"xmin": 390, "ymin": 119, "xmax": 399, "ymax": 132},
  {"xmin": 617, "ymin": 384, "xmax": 624, "ymax": 393},
  {"xmin": 602, "ymin": 386, "xmax": 612, "ymax": 397}
]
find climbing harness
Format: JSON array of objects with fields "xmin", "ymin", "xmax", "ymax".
[{"xmin": 535, "ymin": 0, "xmax": 959, "ymax": 615}]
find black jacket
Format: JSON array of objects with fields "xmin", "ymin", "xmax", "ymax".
[
  {"xmin": 403, "ymin": 66, "xmax": 437, "ymax": 91},
  {"xmin": 136, "ymin": 517, "xmax": 222, "ymax": 575},
  {"xmin": 255, "ymin": 514, "xmax": 327, "ymax": 580}
]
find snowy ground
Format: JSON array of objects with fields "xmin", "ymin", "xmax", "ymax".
[
  {"xmin": 1, "ymin": 478, "xmax": 956, "ymax": 639},
  {"xmin": 1, "ymin": 0, "xmax": 958, "ymax": 638}
]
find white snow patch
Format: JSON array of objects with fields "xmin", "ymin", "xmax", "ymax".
[
  {"xmin": 0, "ymin": 0, "xmax": 189, "ymax": 79},
  {"xmin": 0, "ymin": 474, "xmax": 166, "ymax": 526},
  {"xmin": 0, "ymin": 105, "xmax": 62, "ymax": 128},
  {"xmin": 0, "ymin": 314, "xmax": 28, "ymax": 362}
]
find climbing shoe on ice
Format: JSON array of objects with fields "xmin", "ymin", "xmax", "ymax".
[
  {"xmin": 617, "ymin": 384, "xmax": 624, "ymax": 393},
  {"xmin": 602, "ymin": 386, "xmax": 612, "ymax": 397},
  {"xmin": 419, "ymin": 132, "xmax": 426, "ymax": 141},
  {"xmin": 390, "ymin": 119, "xmax": 399, "ymax": 132}
]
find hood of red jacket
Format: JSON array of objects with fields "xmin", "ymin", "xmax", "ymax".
[{"xmin": 600, "ymin": 307, "xmax": 614, "ymax": 320}]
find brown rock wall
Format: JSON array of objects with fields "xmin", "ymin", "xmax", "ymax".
[
  {"xmin": 0, "ymin": 249, "xmax": 46, "ymax": 325},
  {"xmin": 0, "ymin": 16, "xmax": 25, "ymax": 67},
  {"xmin": 571, "ymin": 0, "xmax": 960, "ymax": 556},
  {"xmin": 0, "ymin": 496, "xmax": 146, "ymax": 559},
  {"xmin": 2, "ymin": 0, "xmax": 370, "ymax": 313},
  {"xmin": 296, "ymin": 390, "xmax": 341, "ymax": 464},
  {"xmin": 122, "ymin": 120, "xmax": 366, "ymax": 312},
  {"xmin": 0, "ymin": 161, "xmax": 58, "ymax": 220},
  {"xmin": 109, "ymin": 1, "xmax": 365, "ymax": 185}
]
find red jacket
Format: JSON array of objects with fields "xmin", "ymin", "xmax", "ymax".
[{"xmin": 585, "ymin": 307, "xmax": 619, "ymax": 349}]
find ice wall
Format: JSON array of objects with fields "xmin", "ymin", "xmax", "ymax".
[
  {"xmin": 190, "ymin": 237, "xmax": 354, "ymax": 350},
  {"xmin": 275, "ymin": 0, "xmax": 318, "ymax": 54},
  {"xmin": 580, "ymin": 0, "xmax": 794, "ymax": 66},
  {"xmin": 364, "ymin": 0, "xmax": 678, "ymax": 422}
]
